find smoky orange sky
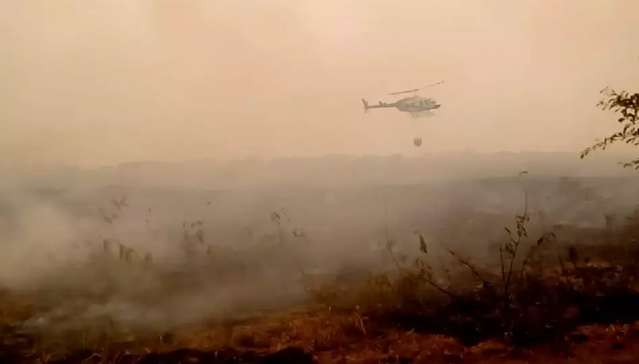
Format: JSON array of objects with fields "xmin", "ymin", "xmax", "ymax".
[{"xmin": 2, "ymin": 0, "xmax": 639, "ymax": 167}]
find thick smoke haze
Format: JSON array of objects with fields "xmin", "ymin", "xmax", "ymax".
[
  {"xmin": 2, "ymin": 154, "xmax": 639, "ymax": 336},
  {"xmin": 2, "ymin": 0, "xmax": 639, "ymax": 346}
]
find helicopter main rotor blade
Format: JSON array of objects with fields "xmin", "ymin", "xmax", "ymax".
[
  {"xmin": 388, "ymin": 88, "xmax": 419, "ymax": 96},
  {"xmin": 387, "ymin": 80, "xmax": 444, "ymax": 96},
  {"xmin": 421, "ymin": 80, "xmax": 444, "ymax": 88}
]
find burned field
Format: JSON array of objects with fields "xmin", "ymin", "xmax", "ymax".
[{"xmin": 2, "ymin": 176, "xmax": 639, "ymax": 363}]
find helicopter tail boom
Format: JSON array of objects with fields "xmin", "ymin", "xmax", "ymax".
[{"xmin": 361, "ymin": 98, "xmax": 395, "ymax": 112}]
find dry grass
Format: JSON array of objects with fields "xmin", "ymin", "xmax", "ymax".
[{"xmin": 3, "ymin": 284, "xmax": 639, "ymax": 363}]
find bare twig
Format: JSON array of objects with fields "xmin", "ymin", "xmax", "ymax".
[{"xmin": 446, "ymin": 248, "xmax": 490, "ymax": 286}]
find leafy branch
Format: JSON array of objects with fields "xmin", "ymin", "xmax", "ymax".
[{"xmin": 581, "ymin": 87, "xmax": 639, "ymax": 168}]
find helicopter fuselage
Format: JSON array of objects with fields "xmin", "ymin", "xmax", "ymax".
[
  {"xmin": 361, "ymin": 95, "xmax": 440, "ymax": 113},
  {"xmin": 394, "ymin": 95, "xmax": 440, "ymax": 113}
]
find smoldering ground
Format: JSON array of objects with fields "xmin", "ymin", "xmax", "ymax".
[{"xmin": 2, "ymin": 156, "xmax": 639, "ymax": 347}]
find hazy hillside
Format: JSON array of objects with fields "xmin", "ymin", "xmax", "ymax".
[{"xmin": 3, "ymin": 151, "xmax": 637, "ymax": 192}]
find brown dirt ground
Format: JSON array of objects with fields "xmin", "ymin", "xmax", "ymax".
[{"xmin": 138, "ymin": 307, "xmax": 639, "ymax": 363}]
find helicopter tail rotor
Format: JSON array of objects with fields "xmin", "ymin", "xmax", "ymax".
[{"xmin": 361, "ymin": 99, "xmax": 369, "ymax": 112}]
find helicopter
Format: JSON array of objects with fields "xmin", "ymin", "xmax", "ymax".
[{"xmin": 361, "ymin": 81, "xmax": 443, "ymax": 118}]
